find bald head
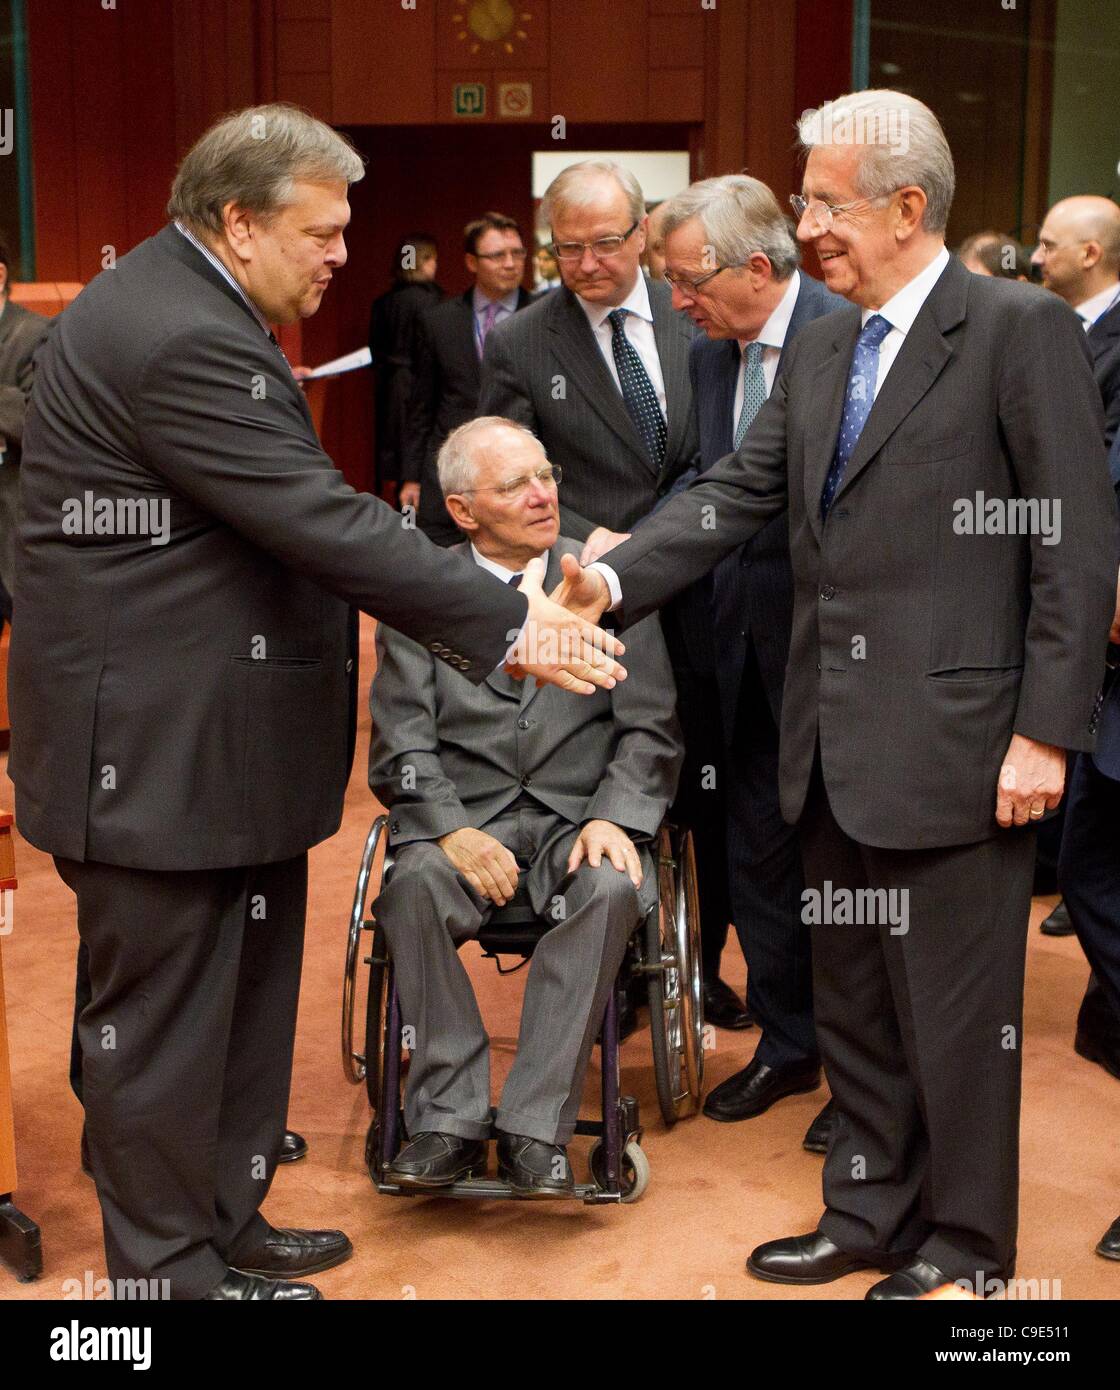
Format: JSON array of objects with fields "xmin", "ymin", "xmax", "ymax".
[{"xmin": 1032, "ymin": 195, "xmax": 1120, "ymax": 306}]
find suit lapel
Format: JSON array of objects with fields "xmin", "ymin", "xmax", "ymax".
[
  {"xmin": 706, "ymin": 340, "xmax": 738, "ymax": 457},
  {"xmin": 547, "ymin": 289, "xmax": 651, "ymax": 470},
  {"xmin": 805, "ymin": 310, "xmax": 860, "ymax": 544},
  {"xmin": 649, "ymin": 277, "xmax": 692, "ymax": 479},
  {"xmin": 831, "ymin": 258, "xmax": 965, "ymax": 509}
]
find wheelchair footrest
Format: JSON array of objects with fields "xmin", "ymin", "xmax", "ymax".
[{"xmin": 376, "ymin": 1177, "xmax": 620, "ymax": 1204}]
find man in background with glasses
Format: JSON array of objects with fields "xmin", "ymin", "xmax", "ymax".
[
  {"xmin": 479, "ymin": 159, "xmax": 749, "ymax": 1036},
  {"xmin": 408, "ymin": 212, "xmax": 535, "ymax": 545},
  {"xmin": 369, "ymin": 416, "xmax": 681, "ymax": 1196},
  {"xmin": 554, "ymin": 90, "xmax": 1116, "ymax": 1297}
]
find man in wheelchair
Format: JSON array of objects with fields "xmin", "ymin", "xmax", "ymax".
[{"xmin": 368, "ymin": 416, "xmax": 683, "ymax": 1196}]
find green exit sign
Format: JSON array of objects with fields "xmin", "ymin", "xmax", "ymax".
[{"xmin": 453, "ymin": 83, "xmax": 486, "ymax": 118}]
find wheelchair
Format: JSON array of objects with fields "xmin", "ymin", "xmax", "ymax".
[{"xmin": 342, "ymin": 816, "xmax": 704, "ymax": 1203}]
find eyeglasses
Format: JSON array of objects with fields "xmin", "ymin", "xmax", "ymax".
[
  {"xmin": 550, "ymin": 221, "xmax": 639, "ymax": 262},
  {"xmin": 460, "ymin": 464, "xmax": 562, "ymax": 499},
  {"xmin": 790, "ymin": 192, "xmax": 892, "ymax": 235},
  {"xmin": 663, "ymin": 263, "xmax": 744, "ymax": 297},
  {"xmin": 474, "ymin": 247, "xmax": 528, "ymax": 263}
]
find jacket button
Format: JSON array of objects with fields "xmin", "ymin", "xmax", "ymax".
[
  {"xmin": 459, "ymin": 659, "xmax": 470, "ymax": 671},
  {"xmin": 390, "ymin": 820, "xmax": 400, "ymax": 833},
  {"xmin": 517, "ymin": 718, "xmax": 529, "ymax": 730},
  {"xmin": 816, "ymin": 662, "xmax": 821, "ymax": 672},
  {"xmin": 820, "ymin": 585, "xmax": 836, "ymax": 601},
  {"xmin": 521, "ymin": 774, "xmax": 532, "ymax": 787},
  {"xmin": 345, "ymin": 658, "xmax": 354, "ymax": 673}
]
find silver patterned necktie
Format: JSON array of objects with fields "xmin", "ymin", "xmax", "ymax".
[{"xmin": 733, "ymin": 340, "xmax": 767, "ymax": 448}]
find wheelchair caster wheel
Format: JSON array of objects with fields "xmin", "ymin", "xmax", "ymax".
[{"xmin": 588, "ymin": 1138, "xmax": 650, "ymax": 1203}]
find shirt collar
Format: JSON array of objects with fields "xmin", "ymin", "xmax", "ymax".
[
  {"xmin": 174, "ymin": 220, "xmax": 273, "ymax": 337},
  {"xmin": 861, "ymin": 245, "xmax": 951, "ymax": 336},
  {"xmin": 472, "ymin": 286, "xmax": 521, "ymax": 316},
  {"xmin": 577, "ymin": 270, "xmax": 653, "ymax": 332},
  {"xmin": 1075, "ymin": 283, "xmax": 1120, "ymax": 328},
  {"xmin": 740, "ymin": 270, "xmax": 801, "ymax": 354},
  {"xmin": 469, "ymin": 542, "xmax": 548, "ymax": 583}
]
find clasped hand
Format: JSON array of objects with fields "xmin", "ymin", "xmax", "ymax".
[{"xmin": 438, "ymin": 818, "xmax": 641, "ymax": 905}]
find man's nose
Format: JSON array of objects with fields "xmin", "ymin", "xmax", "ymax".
[
  {"xmin": 669, "ymin": 282, "xmax": 692, "ymax": 311},
  {"xmin": 328, "ymin": 232, "xmax": 347, "ymax": 267},
  {"xmin": 1030, "ymin": 245, "xmax": 1045, "ymax": 266},
  {"xmin": 577, "ymin": 246, "xmax": 599, "ymax": 274},
  {"xmin": 794, "ymin": 210, "xmax": 819, "ymax": 244}
]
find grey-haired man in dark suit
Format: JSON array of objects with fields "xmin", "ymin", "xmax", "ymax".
[{"xmin": 370, "ymin": 416, "xmax": 681, "ymax": 1195}]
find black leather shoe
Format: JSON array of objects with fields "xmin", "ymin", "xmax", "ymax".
[
  {"xmin": 702, "ymin": 976, "xmax": 753, "ymax": 1030},
  {"xmin": 202, "ymin": 1269, "xmax": 322, "ymax": 1300},
  {"xmin": 79, "ymin": 1126, "xmax": 92, "ymax": 1176},
  {"xmin": 748, "ymin": 1230, "xmax": 874, "ymax": 1284},
  {"xmin": 1097, "ymin": 1215, "xmax": 1120, "ymax": 1261},
  {"xmin": 231, "ymin": 1226, "xmax": 353, "ymax": 1279},
  {"xmin": 277, "ymin": 1130, "xmax": 309, "ymax": 1164},
  {"xmin": 803, "ymin": 1098, "xmax": 837, "ymax": 1153},
  {"xmin": 1074, "ymin": 1029, "xmax": 1120, "ymax": 1082},
  {"xmin": 497, "ymin": 1132, "xmax": 574, "ymax": 1197},
  {"xmin": 1040, "ymin": 900, "xmax": 1074, "ymax": 936},
  {"xmin": 703, "ymin": 1056, "xmax": 820, "ymax": 1121},
  {"xmin": 386, "ymin": 1131, "xmax": 488, "ymax": 1188},
  {"xmin": 866, "ymin": 1257, "xmax": 953, "ymax": 1299}
]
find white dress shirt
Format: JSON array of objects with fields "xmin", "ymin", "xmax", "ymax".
[
  {"xmin": 592, "ymin": 246, "xmax": 953, "ymax": 609},
  {"xmin": 1074, "ymin": 283, "xmax": 1120, "ymax": 331},
  {"xmin": 471, "ymin": 542, "xmax": 540, "ymax": 584},
  {"xmin": 577, "ymin": 272, "xmax": 667, "ymax": 418},
  {"xmin": 732, "ymin": 270, "xmax": 801, "ymax": 427}
]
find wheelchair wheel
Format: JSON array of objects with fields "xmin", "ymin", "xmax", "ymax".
[
  {"xmin": 588, "ymin": 1139, "xmax": 650, "ymax": 1203},
  {"xmin": 646, "ymin": 824, "xmax": 705, "ymax": 1124},
  {"xmin": 342, "ymin": 815, "xmax": 387, "ymax": 1085}
]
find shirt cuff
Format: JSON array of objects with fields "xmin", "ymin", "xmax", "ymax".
[{"xmin": 587, "ymin": 562, "xmax": 623, "ymax": 612}]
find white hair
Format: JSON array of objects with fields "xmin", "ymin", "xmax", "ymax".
[
  {"xmin": 540, "ymin": 159, "xmax": 645, "ymax": 229},
  {"xmin": 436, "ymin": 416, "xmax": 545, "ymax": 498},
  {"xmin": 659, "ymin": 175, "xmax": 800, "ymax": 279},
  {"xmin": 797, "ymin": 89, "xmax": 955, "ymax": 235}
]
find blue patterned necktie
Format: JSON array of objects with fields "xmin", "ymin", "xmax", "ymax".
[
  {"xmin": 734, "ymin": 341, "xmax": 767, "ymax": 448},
  {"xmin": 607, "ymin": 308, "xmax": 667, "ymax": 469},
  {"xmin": 820, "ymin": 312, "xmax": 893, "ymax": 520}
]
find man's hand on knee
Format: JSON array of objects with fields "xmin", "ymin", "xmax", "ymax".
[
  {"xmin": 566, "ymin": 819, "xmax": 642, "ymax": 889},
  {"xmin": 437, "ymin": 827, "xmax": 520, "ymax": 906}
]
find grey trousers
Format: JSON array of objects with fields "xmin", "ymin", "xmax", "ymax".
[{"xmin": 375, "ymin": 800, "xmax": 654, "ymax": 1145}]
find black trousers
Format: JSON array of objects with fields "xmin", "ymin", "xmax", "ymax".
[
  {"xmin": 56, "ymin": 852, "xmax": 307, "ymax": 1299},
  {"xmin": 799, "ymin": 760, "xmax": 1035, "ymax": 1283},
  {"xmin": 725, "ymin": 645, "xmax": 817, "ymax": 1068},
  {"xmin": 1060, "ymin": 752, "xmax": 1120, "ymax": 1031}
]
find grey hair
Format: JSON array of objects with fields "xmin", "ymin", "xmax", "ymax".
[
  {"xmin": 797, "ymin": 89, "xmax": 955, "ymax": 235},
  {"xmin": 437, "ymin": 416, "xmax": 546, "ymax": 498},
  {"xmin": 168, "ymin": 102, "xmax": 365, "ymax": 235},
  {"xmin": 659, "ymin": 175, "xmax": 800, "ymax": 280},
  {"xmin": 541, "ymin": 159, "xmax": 645, "ymax": 229}
]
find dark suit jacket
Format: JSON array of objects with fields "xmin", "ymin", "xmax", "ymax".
[
  {"xmin": 0, "ymin": 298, "xmax": 51, "ymax": 594},
  {"xmin": 368, "ymin": 278, "xmax": 443, "ymax": 485},
  {"xmin": 691, "ymin": 273, "xmax": 846, "ymax": 742},
  {"xmin": 10, "ymin": 224, "xmax": 527, "ymax": 872},
  {"xmin": 602, "ymin": 255, "xmax": 1117, "ymax": 849},
  {"xmin": 409, "ymin": 286, "xmax": 534, "ymax": 542},
  {"xmin": 1088, "ymin": 296, "xmax": 1120, "ymax": 450},
  {"xmin": 370, "ymin": 537, "xmax": 682, "ymax": 846},
  {"xmin": 478, "ymin": 277, "xmax": 700, "ymax": 540}
]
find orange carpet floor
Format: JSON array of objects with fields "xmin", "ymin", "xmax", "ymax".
[{"xmin": 2, "ymin": 615, "xmax": 1117, "ymax": 1301}]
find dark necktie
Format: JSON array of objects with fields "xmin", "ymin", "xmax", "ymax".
[
  {"xmin": 507, "ymin": 572, "xmax": 523, "ymax": 587},
  {"xmin": 607, "ymin": 308, "xmax": 667, "ymax": 469},
  {"xmin": 820, "ymin": 313, "xmax": 893, "ymax": 520}
]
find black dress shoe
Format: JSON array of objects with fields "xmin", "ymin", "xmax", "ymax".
[
  {"xmin": 386, "ymin": 1131, "xmax": 488, "ymax": 1188},
  {"xmin": 866, "ymin": 1257, "xmax": 953, "ymax": 1299},
  {"xmin": 747, "ymin": 1230, "xmax": 874, "ymax": 1284},
  {"xmin": 277, "ymin": 1130, "xmax": 309, "ymax": 1164},
  {"xmin": 702, "ymin": 976, "xmax": 753, "ymax": 1030},
  {"xmin": 1040, "ymin": 900, "xmax": 1074, "ymax": 936},
  {"xmin": 231, "ymin": 1226, "xmax": 353, "ymax": 1279},
  {"xmin": 202, "ymin": 1269, "xmax": 322, "ymax": 1300},
  {"xmin": 496, "ymin": 1132, "xmax": 574, "ymax": 1197},
  {"xmin": 802, "ymin": 1098, "xmax": 837, "ymax": 1153},
  {"xmin": 1074, "ymin": 1029, "xmax": 1120, "ymax": 1082},
  {"xmin": 79, "ymin": 1126, "xmax": 92, "ymax": 1176},
  {"xmin": 1096, "ymin": 1215, "xmax": 1120, "ymax": 1261},
  {"xmin": 703, "ymin": 1056, "xmax": 820, "ymax": 1122}
]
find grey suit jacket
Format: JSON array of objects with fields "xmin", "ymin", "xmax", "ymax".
[
  {"xmin": 477, "ymin": 278, "xmax": 700, "ymax": 540},
  {"xmin": 601, "ymin": 255, "xmax": 1118, "ymax": 850},
  {"xmin": 10, "ymin": 224, "xmax": 527, "ymax": 871},
  {"xmin": 370, "ymin": 538, "xmax": 683, "ymax": 846},
  {"xmin": 0, "ymin": 298, "xmax": 51, "ymax": 594}
]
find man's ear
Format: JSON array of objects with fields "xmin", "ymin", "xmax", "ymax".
[
  {"xmin": 444, "ymin": 494, "xmax": 477, "ymax": 533},
  {"xmin": 895, "ymin": 186, "xmax": 928, "ymax": 241},
  {"xmin": 222, "ymin": 202, "xmax": 256, "ymax": 263}
]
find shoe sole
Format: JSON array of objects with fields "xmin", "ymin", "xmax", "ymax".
[
  {"xmin": 234, "ymin": 1242, "xmax": 354, "ymax": 1280},
  {"xmin": 802, "ymin": 1138, "xmax": 829, "ymax": 1154},
  {"xmin": 746, "ymin": 1256, "xmax": 873, "ymax": 1285},
  {"xmin": 387, "ymin": 1164, "xmax": 488, "ymax": 1191},
  {"xmin": 1096, "ymin": 1243, "xmax": 1120, "ymax": 1261},
  {"xmin": 497, "ymin": 1163, "xmax": 574, "ymax": 1199},
  {"xmin": 704, "ymin": 1077, "xmax": 822, "ymax": 1123}
]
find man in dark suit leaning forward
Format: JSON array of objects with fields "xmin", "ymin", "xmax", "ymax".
[
  {"xmin": 9, "ymin": 105, "xmax": 622, "ymax": 1301},
  {"xmin": 370, "ymin": 417, "xmax": 682, "ymax": 1194},
  {"xmin": 659, "ymin": 175, "xmax": 846, "ymax": 1141},
  {"xmin": 556, "ymin": 89, "xmax": 1117, "ymax": 1297}
]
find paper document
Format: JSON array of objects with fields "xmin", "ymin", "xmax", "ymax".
[{"xmin": 304, "ymin": 346, "xmax": 372, "ymax": 379}]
